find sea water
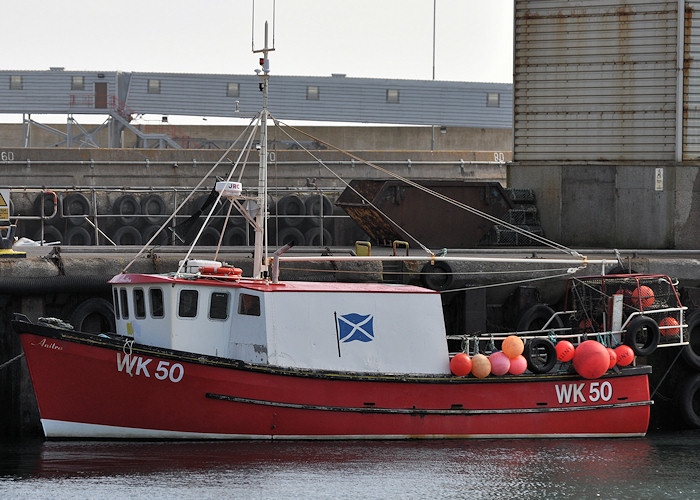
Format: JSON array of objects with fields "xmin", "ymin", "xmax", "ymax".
[{"xmin": 1, "ymin": 431, "xmax": 699, "ymax": 499}]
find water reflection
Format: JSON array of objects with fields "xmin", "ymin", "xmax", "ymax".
[{"xmin": 2, "ymin": 432, "xmax": 700, "ymax": 499}]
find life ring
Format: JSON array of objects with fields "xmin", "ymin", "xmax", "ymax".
[
  {"xmin": 63, "ymin": 193, "xmax": 91, "ymax": 226},
  {"xmin": 33, "ymin": 191, "xmax": 61, "ymax": 224},
  {"xmin": 140, "ymin": 194, "xmax": 167, "ymax": 225},
  {"xmin": 277, "ymin": 227, "xmax": 305, "ymax": 246},
  {"xmin": 523, "ymin": 338, "xmax": 557, "ymax": 374},
  {"xmin": 199, "ymin": 266, "xmax": 242, "ymax": 276},
  {"xmin": 64, "ymin": 226, "xmax": 92, "ymax": 245},
  {"xmin": 681, "ymin": 310, "xmax": 700, "ymax": 370},
  {"xmin": 304, "ymin": 227, "xmax": 333, "ymax": 247},
  {"xmin": 517, "ymin": 304, "xmax": 563, "ymax": 332},
  {"xmin": 676, "ymin": 373, "xmax": 700, "ymax": 428},
  {"xmin": 69, "ymin": 297, "xmax": 116, "ymax": 333},
  {"xmin": 111, "ymin": 225, "xmax": 143, "ymax": 246},
  {"xmin": 420, "ymin": 261, "xmax": 454, "ymax": 291},
  {"xmin": 276, "ymin": 195, "xmax": 305, "ymax": 227},
  {"xmin": 112, "ymin": 195, "xmax": 141, "ymax": 226},
  {"xmin": 623, "ymin": 316, "xmax": 660, "ymax": 357}
]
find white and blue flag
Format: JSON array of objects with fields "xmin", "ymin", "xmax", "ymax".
[{"xmin": 337, "ymin": 313, "xmax": 374, "ymax": 343}]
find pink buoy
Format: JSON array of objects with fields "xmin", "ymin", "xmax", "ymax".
[
  {"xmin": 606, "ymin": 347, "xmax": 617, "ymax": 369},
  {"xmin": 471, "ymin": 353, "xmax": 491, "ymax": 378},
  {"xmin": 508, "ymin": 354, "xmax": 527, "ymax": 375},
  {"xmin": 502, "ymin": 335, "xmax": 524, "ymax": 359},
  {"xmin": 489, "ymin": 351, "xmax": 511, "ymax": 376},
  {"xmin": 555, "ymin": 340, "xmax": 575, "ymax": 362},
  {"xmin": 450, "ymin": 353, "xmax": 472, "ymax": 376},
  {"xmin": 572, "ymin": 340, "xmax": 609, "ymax": 379},
  {"xmin": 614, "ymin": 345, "xmax": 635, "ymax": 366}
]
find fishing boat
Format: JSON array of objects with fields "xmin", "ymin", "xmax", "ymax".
[{"xmin": 13, "ymin": 27, "xmax": 655, "ymax": 439}]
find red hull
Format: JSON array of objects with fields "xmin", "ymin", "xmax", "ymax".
[{"xmin": 16, "ymin": 323, "xmax": 651, "ymax": 439}]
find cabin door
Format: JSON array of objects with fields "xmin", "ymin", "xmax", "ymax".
[{"xmin": 94, "ymin": 82, "xmax": 108, "ymax": 109}]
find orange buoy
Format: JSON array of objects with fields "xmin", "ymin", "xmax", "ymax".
[
  {"xmin": 471, "ymin": 353, "xmax": 491, "ymax": 378},
  {"xmin": 631, "ymin": 285, "xmax": 655, "ymax": 308},
  {"xmin": 614, "ymin": 345, "xmax": 635, "ymax": 366},
  {"xmin": 508, "ymin": 354, "xmax": 527, "ymax": 375},
  {"xmin": 659, "ymin": 317, "xmax": 680, "ymax": 337},
  {"xmin": 573, "ymin": 340, "xmax": 609, "ymax": 379},
  {"xmin": 450, "ymin": 353, "xmax": 472, "ymax": 376},
  {"xmin": 502, "ymin": 335, "xmax": 524, "ymax": 359},
  {"xmin": 606, "ymin": 347, "xmax": 617, "ymax": 369},
  {"xmin": 489, "ymin": 351, "xmax": 511, "ymax": 376},
  {"xmin": 555, "ymin": 340, "xmax": 575, "ymax": 362}
]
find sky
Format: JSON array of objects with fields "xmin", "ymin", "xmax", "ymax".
[{"xmin": 2, "ymin": 0, "xmax": 513, "ymax": 83}]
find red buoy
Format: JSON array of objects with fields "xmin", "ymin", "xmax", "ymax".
[
  {"xmin": 450, "ymin": 353, "xmax": 472, "ymax": 376},
  {"xmin": 573, "ymin": 340, "xmax": 609, "ymax": 379},
  {"xmin": 659, "ymin": 317, "xmax": 680, "ymax": 337},
  {"xmin": 489, "ymin": 351, "xmax": 511, "ymax": 376},
  {"xmin": 502, "ymin": 335, "xmax": 524, "ymax": 359},
  {"xmin": 614, "ymin": 345, "xmax": 635, "ymax": 366},
  {"xmin": 631, "ymin": 285, "xmax": 655, "ymax": 308},
  {"xmin": 508, "ymin": 354, "xmax": 527, "ymax": 375},
  {"xmin": 555, "ymin": 340, "xmax": 575, "ymax": 362},
  {"xmin": 606, "ymin": 347, "xmax": 617, "ymax": 369}
]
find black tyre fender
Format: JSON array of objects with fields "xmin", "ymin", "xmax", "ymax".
[
  {"xmin": 33, "ymin": 225, "xmax": 63, "ymax": 245},
  {"xmin": 223, "ymin": 227, "xmax": 248, "ymax": 246},
  {"xmin": 676, "ymin": 373, "xmax": 700, "ymax": 428},
  {"xmin": 70, "ymin": 297, "xmax": 116, "ymax": 334},
  {"xmin": 305, "ymin": 194, "xmax": 333, "ymax": 216},
  {"xmin": 140, "ymin": 194, "xmax": 167, "ymax": 225},
  {"xmin": 681, "ymin": 310, "xmax": 700, "ymax": 370},
  {"xmin": 33, "ymin": 192, "xmax": 61, "ymax": 224},
  {"xmin": 517, "ymin": 304, "xmax": 563, "ymax": 332},
  {"xmin": 112, "ymin": 195, "xmax": 141, "ymax": 226},
  {"xmin": 63, "ymin": 193, "xmax": 91, "ymax": 226},
  {"xmin": 142, "ymin": 224, "xmax": 169, "ymax": 246},
  {"xmin": 303, "ymin": 227, "xmax": 333, "ymax": 247},
  {"xmin": 64, "ymin": 226, "xmax": 92, "ymax": 246},
  {"xmin": 277, "ymin": 195, "xmax": 305, "ymax": 227},
  {"xmin": 277, "ymin": 227, "xmax": 305, "ymax": 246},
  {"xmin": 624, "ymin": 316, "xmax": 660, "ymax": 357},
  {"xmin": 195, "ymin": 226, "xmax": 222, "ymax": 246},
  {"xmin": 111, "ymin": 225, "xmax": 143, "ymax": 246},
  {"xmin": 523, "ymin": 338, "xmax": 557, "ymax": 374},
  {"xmin": 420, "ymin": 261, "xmax": 454, "ymax": 291}
]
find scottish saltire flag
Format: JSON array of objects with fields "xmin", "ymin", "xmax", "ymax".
[{"xmin": 337, "ymin": 313, "xmax": 374, "ymax": 343}]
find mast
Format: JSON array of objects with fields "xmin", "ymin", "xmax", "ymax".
[{"xmin": 252, "ymin": 21, "xmax": 274, "ymax": 279}]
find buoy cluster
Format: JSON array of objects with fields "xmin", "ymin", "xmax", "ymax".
[{"xmin": 450, "ymin": 336, "xmax": 636, "ymax": 380}]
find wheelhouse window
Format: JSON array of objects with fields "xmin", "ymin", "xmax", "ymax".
[
  {"xmin": 113, "ymin": 289, "xmax": 121, "ymax": 319},
  {"xmin": 226, "ymin": 82, "xmax": 240, "ymax": 97},
  {"xmin": 238, "ymin": 293, "xmax": 260, "ymax": 316},
  {"xmin": 71, "ymin": 75, "xmax": 85, "ymax": 90},
  {"xmin": 119, "ymin": 288, "xmax": 129, "ymax": 319},
  {"xmin": 209, "ymin": 292, "xmax": 230, "ymax": 320},
  {"xmin": 306, "ymin": 85, "xmax": 320, "ymax": 100},
  {"xmin": 134, "ymin": 288, "xmax": 146, "ymax": 319},
  {"xmin": 178, "ymin": 289, "xmax": 198, "ymax": 318},
  {"xmin": 150, "ymin": 288, "xmax": 164, "ymax": 318},
  {"xmin": 147, "ymin": 79, "xmax": 161, "ymax": 94},
  {"xmin": 9, "ymin": 75, "xmax": 23, "ymax": 90},
  {"xmin": 386, "ymin": 89, "xmax": 400, "ymax": 104},
  {"xmin": 486, "ymin": 92, "xmax": 500, "ymax": 107}
]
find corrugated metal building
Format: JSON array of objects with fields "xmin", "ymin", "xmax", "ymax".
[{"xmin": 0, "ymin": 70, "xmax": 512, "ymax": 129}]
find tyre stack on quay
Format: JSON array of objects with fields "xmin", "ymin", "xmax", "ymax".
[{"xmin": 271, "ymin": 193, "xmax": 334, "ymax": 247}]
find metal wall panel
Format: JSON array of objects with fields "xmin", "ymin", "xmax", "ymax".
[
  {"xmin": 683, "ymin": 1, "xmax": 700, "ymax": 159},
  {"xmin": 514, "ymin": 0, "xmax": 679, "ymax": 162}
]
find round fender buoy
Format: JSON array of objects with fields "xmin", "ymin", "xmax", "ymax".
[
  {"xmin": 523, "ymin": 338, "xmax": 557, "ymax": 374},
  {"xmin": 630, "ymin": 285, "xmax": 655, "ymax": 309},
  {"xmin": 508, "ymin": 354, "xmax": 527, "ymax": 375},
  {"xmin": 489, "ymin": 351, "xmax": 511, "ymax": 376},
  {"xmin": 573, "ymin": 340, "xmax": 609, "ymax": 379},
  {"xmin": 614, "ymin": 345, "xmax": 635, "ymax": 366},
  {"xmin": 471, "ymin": 353, "xmax": 491, "ymax": 378},
  {"xmin": 502, "ymin": 335, "xmax": 524, "ymax": 359},
  {"xmin": 450, "ymin": 353, "xmax": 472, "ymax": 377},
  {"xmin": 676, "ymin": 373, "xmax": 700, "ymax": 428},
  {"xmin": 606, "ymin": 347, "xmax": 617, "ymax": 369},
  {"xmin": 659, "ymin": 317, "xmax": 680, "ymax": 337},
  {"xmin": 681, "ymin": 311, "xmax": 700, "ymax": 370},
  {"xmin": 556, "ymin": 340, "xmax": 575, "ymax": 362},
  {"xmin": 69, "ymin": 297, "xmax": 116, "ymax": 333},
  {"xmin": 624, "ymin": 316, "xmax": 660, "ymax": 356}
]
